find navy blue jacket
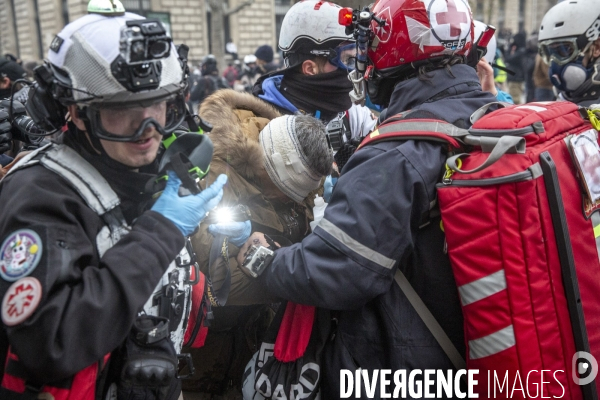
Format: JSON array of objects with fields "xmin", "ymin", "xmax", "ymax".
[{"xmin": 263, "ymin": 64, "xmax": 498, "ymax": 398}]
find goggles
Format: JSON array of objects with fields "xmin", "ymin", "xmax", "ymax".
[
  {"xmin": 309, "ymin": 41, "xmax": 357, "ymax": 71},
  {"xmin": 539, "ymin": 37, "xmax": 591, "ymax": 66},
  {"xmin": 85, "ymin": 93, "xmax": 187, "ymax": 142}
]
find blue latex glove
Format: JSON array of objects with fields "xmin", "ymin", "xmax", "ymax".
[
  {"xmin": 323, "ymin": 175, "xmax": 338, "ymax": 203},
  {"xmin": 208, "ymin": 220, "xmax": 252, "ymax": 247},
  {"xmin": 152, "ymin": 172, "xmax": 227, "ymax": 236}
]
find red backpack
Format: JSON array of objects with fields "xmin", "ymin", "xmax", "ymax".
[{"xmin": 360, "ymin": 101, "xmax": 600, "ymax": 399}]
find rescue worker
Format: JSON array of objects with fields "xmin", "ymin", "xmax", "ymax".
[
  {"xmin": 0, "ymin": 11, "xmax": 227, "ymax": 399},
  {"xmin": 232, "ymin": 0, "xmax": 499, "ymax": 397},
  {"xmin": 538, "ymin": 0, "xmax": 600, "ymax": 106}
]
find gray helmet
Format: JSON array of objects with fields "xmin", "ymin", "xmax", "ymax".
[{"xmin": 47, "ymin": 12, "xmax": 185, "ymax": 106}]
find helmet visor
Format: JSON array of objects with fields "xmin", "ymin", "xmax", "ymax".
[
  {"xmin": 539, "ymin": 38, "xmax": 579, "ymax": 66},
  {"xmin": 87, "ymin": 93, "xmax": 187, "ymax": 142}
]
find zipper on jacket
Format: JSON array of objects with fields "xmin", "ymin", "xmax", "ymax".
[{"xmin": 438, "ymin": 163, "xmax": 543, "ymax": 187}]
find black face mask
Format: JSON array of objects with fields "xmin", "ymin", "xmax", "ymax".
[
  {"xmin": 0, "ymin": 88, "xmax": 12, "ymax": 100},
  {"xmin": 280, "ymin": 68, "xmax": 353, "ymax": 121}
]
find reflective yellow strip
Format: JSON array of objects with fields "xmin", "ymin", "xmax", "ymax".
[
  {"xmin": 591, "ymin": 212, "xmax": 600, "ymax": 263},
  {"xmin": 369, "ymin": 130, "xmax": 380, "ymax": 138}
]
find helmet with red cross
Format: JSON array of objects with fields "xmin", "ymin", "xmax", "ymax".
[
  {"xmin": 365, "ymin": 0, "xmax": 475, "ymax": 104},
  {"xmin": 367, "ymin": 0, "xmax": 474, "ymax": 70}
]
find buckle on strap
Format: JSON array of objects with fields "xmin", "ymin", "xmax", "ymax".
[
  {"xmin": 133, "ymin": 316, "xmax": 170, "ymax": 345},
  {"xmin": 176, "ymin": 353, "xmax": 195, "ymax": 379}
]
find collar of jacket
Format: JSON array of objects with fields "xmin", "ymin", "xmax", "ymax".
[
  {"xmin": 200, "ymin": 89, "xmax": 280, "ymax": 183},
  {"xmin": 199, "ymin": 89, "xmax": 319, "ymax": 232},
  {"xmin": 387, "ymin": 64, "xmax": 483, "ymax": 114},
  {"xmin": 258, "ymin": 75, "xmax": 299, "ymax": 114}
]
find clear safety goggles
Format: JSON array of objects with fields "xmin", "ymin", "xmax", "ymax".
[
  {"xmin": 539, "ymin": 37, "xmax": 591, "ymax": 66},
  {"xmin": 310, "ymin": 41, "xmax": 357, "ymax": 71},
  {"xmin": 85, "ymin": 93, "xmax": 187, "ymax": 142}
]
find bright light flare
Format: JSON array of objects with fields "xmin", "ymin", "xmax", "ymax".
[{"xmin": 214, "ymin": 207, "xmax": 233, "ymax": 224}]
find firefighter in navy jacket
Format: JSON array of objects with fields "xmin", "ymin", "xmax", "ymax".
[
  {"xmin": 0, "ymin": 11, "xmax": 226, "ymax": 399},
  {"xmin": 233, "ymin": 0, "xmax": 498, "ymax": 397}
]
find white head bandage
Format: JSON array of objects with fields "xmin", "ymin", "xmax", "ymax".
[{"xmin": 259, "ymin": 115, "xmax": 322, "ymax": 203}]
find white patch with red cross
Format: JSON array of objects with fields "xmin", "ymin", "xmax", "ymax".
[
  {"xmin": 406, "ymin": 0, "xmax": 472, "ymax": 53},
  {"xmin": 2, "ymin": 277, "xmax": 42, "ymax": 326}
]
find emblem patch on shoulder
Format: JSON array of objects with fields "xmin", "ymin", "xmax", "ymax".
[
  {"xmin": 0, "ymin": 229, "xmax": 43, "ymax": 282},
  {"xmin": 2, "ymin": 277, "xmax": 42, "ymax": 326}
]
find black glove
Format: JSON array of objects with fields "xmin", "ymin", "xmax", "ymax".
[{"xmin": 117, "ymin": 316, "xmax": 180, "ymax": 400}]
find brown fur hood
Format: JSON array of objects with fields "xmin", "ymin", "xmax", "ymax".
[{"xmin": 199, "ymin": 89, "xmax": 281, "ymax": 182}]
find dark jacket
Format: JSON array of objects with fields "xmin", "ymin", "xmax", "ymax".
[
  {"xmin": 505, "ymin": 47, "xmax": 527, "ymax": 82},
  {"xmin": 0, "ymin": 134, "xmax": 183, "ymax": 393},
  {"xmin": 263, "ymin": 64, "xmax": 497, "ymax": 398}
]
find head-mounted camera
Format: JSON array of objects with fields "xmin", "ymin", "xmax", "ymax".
[
  {"xmin": 121, "ymin": 19, "xmax": 171, "ymax": 64},
  {"xmin": 113, "ymin": 19, "xmax": 172, "ymax": 92}
]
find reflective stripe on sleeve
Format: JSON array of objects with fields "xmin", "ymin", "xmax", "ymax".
[
  {"xmin": 318, "ymin": 218, "xmax": 396, "ymax": 269},
  {"xmin": 458, "ymin": 269, "xmax": 507, "ymax": 306},
  {"xmin": 469, "ymin": 325, "xmax": 516, "ymax": 359}
]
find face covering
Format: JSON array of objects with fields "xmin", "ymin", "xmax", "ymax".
[
  {"xmin": 550, "ymin": 57, "xmax": 592, "ymax": 93},
  {"xmin": 280, "ymin": 68, "xmax": 353, "ymax": 121},
  {"xmin": 0, "ymin": 88, "xmax": 12, "ymax": 100}
]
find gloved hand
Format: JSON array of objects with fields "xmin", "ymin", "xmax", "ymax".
[
  {"xmin": 323, "ymin": 175, "xmax": 338, "ymax": 203},
  {"xmin": 208, "ymin": 220, "xmax": 252, "ymax": 247},
  {"xmin": 151, "ymin": 172, "xmax": 227, "ymax": 236}
]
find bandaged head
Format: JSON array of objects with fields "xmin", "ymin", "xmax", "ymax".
[{"xmin": 259, "ymin": 115, "xmax": 332, "ymax": 203}]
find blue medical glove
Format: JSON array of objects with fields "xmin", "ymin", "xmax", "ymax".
[
  {"xmin": 151, "ymin": 172, "xmax": 227, "ymax": 236},
  {"xmin": 323, "ymin": 175, "xmax": 337, "ymax": 202},
  {"xmin": 208, "ymin": 220, "xmax": 252, "ymax": 247}
]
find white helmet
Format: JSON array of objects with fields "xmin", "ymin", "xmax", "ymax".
[
  {"xmin": 278, "ymin": 0, "xmax": 353, "ymax": 68},
  {"xmin": 47, "ymin": 13, "xmax": 184, "ymax": 105},
  {"xmin": 29, "ymin": 12, "xmax": 188, "ymax": 141},
  {"xmin": 538, "ymin": 0, "xmax": 600, "ymax": 65},
  {"xmin": 474, "ymin": 20, "xmax": 497, "ymax": 64},
  {"xmin": 244, "ymin": 54, "xmax": 257, "ymax": 65}
]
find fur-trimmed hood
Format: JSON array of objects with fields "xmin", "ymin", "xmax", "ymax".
[{"xmin": 199, "ymin": 89, "xmax": 281, "ymax": 181}]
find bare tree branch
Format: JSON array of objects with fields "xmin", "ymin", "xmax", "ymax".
[{"xmin": 224, "ymin": 0, "xmax": 255, "ymax": 16}]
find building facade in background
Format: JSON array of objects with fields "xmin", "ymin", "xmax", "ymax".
[
  {"xmin": 0, "ymin": 0, "xmax": 560, "ymax": 68},
  {"xmin": 0, "ymin": 0, "xmax": 292, "ymax": 67}
]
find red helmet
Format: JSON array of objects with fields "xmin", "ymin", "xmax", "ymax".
[{"xmin": 367, "ymin": 0, "xmax": 475, "ymax": 71}]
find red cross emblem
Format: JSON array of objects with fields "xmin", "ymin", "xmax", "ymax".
[
  {"xmin": 436, "ymin": 0, "xmax": 468, "ymax": 37},
  {"xmin": 2, "ymin": 277, "xmax": 42, "ymax": 326}
]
